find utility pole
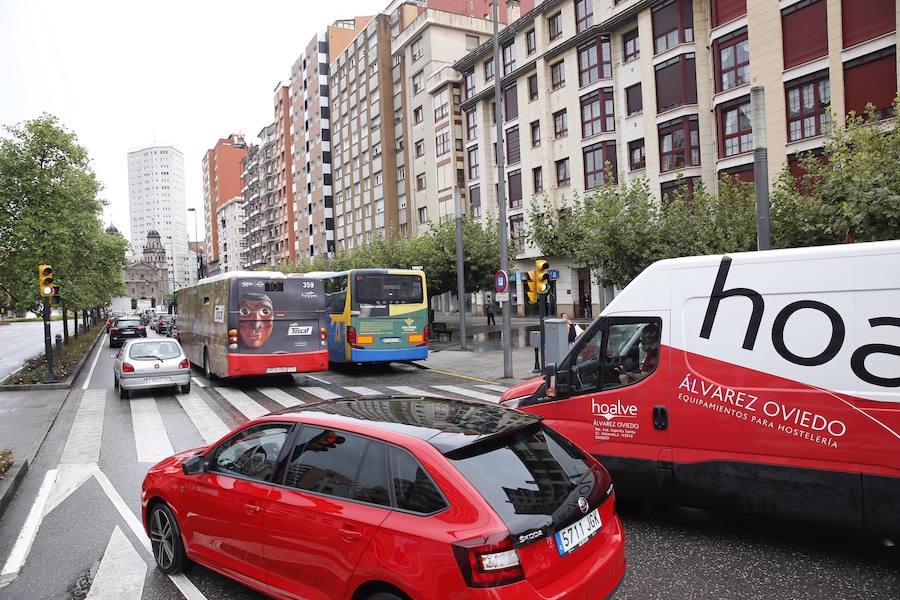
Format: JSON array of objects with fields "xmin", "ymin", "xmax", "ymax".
[
  {"xmin": 751, "ymin": 86, "xmax": 771, "ymax": 251},
  {"xmin": 453, "ymin": 186, "xmax": 467, "ymax": 350},
  {"xmin": 492, "ymin": 0, "xmax": 512, "ymax": 378}
]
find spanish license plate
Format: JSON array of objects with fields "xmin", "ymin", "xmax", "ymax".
[
  {"xmin": 122, "ymin": 329, "xmax": 134, "ymax": 334},
  {"xmin": 382, "ymin": 337, "xmax": 401, "ymax": 343},
  {"xmin": 555, "ymin": 508, "xmax": 601, "ymax": 556},
  {"xmin": 144, "ymin": 377, "xmax": 171, "ymax": 385},
  {"xmin": 266, "ymin": 366, "xmax": 297, "ymax": 373},
  {"xmin": 287, "ymin": 326, "xmax": 313, "ymax": 336}
]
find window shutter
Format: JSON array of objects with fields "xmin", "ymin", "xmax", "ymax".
[
  {"xmin": 504, "ymin": 85, "xmax": 519, "ymax": 121},
  {"xmin": 712, "ymin": 0, "xmax": 746, "ymax": 27},
  {"xmin": 655, "ymin": 59, "xmax": 682, "ymax": 111},
  {"xmin": 626, "ymin": 83, "xmax": 643, "ymax": 115},
  {"xmin": 841, "ymin": 0, "xmax": 895, "ymax": 49},
  {"xmin": 781, "ymin": 0, "xmax": 828, "ymax": 68},
  {"xmin": 508, "ymin": 171, "xmax": 522, "ymax": 205},
  {"xmin": 843, "ymin": 49, "xmax": 897, "ymax": 116}
]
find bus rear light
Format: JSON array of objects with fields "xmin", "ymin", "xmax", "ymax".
[
  {"xmin": 357, "ymin": 335, "xmax": 374, "ymax": 345},
  {"xmin": 347, "ymin": 326, "xmax": 362, "ymax": 349},
  {"xmin": 228, "ymin": 335, "xmax": 238, "ymax": 344},
  {"xmin": 121, "ymin": 362, "xmax": 135, "ymax": 373},
  {"xmin": 408, "ymin": 333, "xmax": 424, "ymax": 343},
  {"xmin": 419, "ymin": 326, "xmax": 430, "ymax": 347},
  {"xmin": 320, "ymin": 327, "xmax": 328, "ymax": 346},
  {"xmin": 228, "ymin": 329, "xmax": 238, "ymax": 336},
  {"xmin": 179, "ymin": 359, "xmax": 190, "ymax": 369},
  {"xmin": 229, "ymin": 343, "xmax": 238, "ymax": 350}
]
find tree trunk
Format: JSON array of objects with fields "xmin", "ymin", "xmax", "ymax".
[
  {"xmin": 62, "ymin": 308, "xmax": 69, "ymax": 343},
  {"xmin": 71, "ymin": 309, "xmax": 78, "ymax": 337},
  {"xmin": 82, "ymin": 309, "xmax": 88, "ymax": 333}
]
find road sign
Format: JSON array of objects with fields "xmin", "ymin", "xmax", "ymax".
[
  {"xmin": 495, "ymin": 292, "xmax": 509, "ymax": 302},
  {"xmin": 494, "ymin": 270, "xmax": 508, "ymax": 293},
  {"xmin": 549, "ymin": 269, "xmax": 560, "ymax": 281}
]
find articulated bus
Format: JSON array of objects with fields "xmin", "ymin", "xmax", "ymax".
[
  {"xmin": 298, "ymin": 269, "xmax": 428, "ymax": 364},
  {"xmin": 175, "ymin": 271, "xmax": 329, "ymax": 378}
]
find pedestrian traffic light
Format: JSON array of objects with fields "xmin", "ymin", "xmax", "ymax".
[
  {"xmin": 535, "ymin": 259, "xmax": 550, "ymax": 294},
  {"xmin": 38, "ymin": 264, "xmax": 54, "ymax": 297},
  {"xmin": 522, "ymin": 271, "xmax": 539, "ymax": 304},
  {"xmin": 49, "ymin": 285, "xmax": 60, "ymax": 307}
]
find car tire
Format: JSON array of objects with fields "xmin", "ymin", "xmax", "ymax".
[
  {"xmin": 148, "ymin": 503, "xmax": 189, "ymax": 575},
  {"xmin": 113, "ymin": 375, "xmax": 118, "ymax": 389},
  {"xmin": 365, "ymin": 593, "xmax": 406, "ymax": 600},
  {"xmin": 180, "ymin": 382, "xmax": 190, "ymax": 394},
  {"xmin": 119, "ymin": 385, "xmax": 129, "ymax": 400}
]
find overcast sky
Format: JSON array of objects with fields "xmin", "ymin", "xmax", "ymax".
[{"xmin": 0, "ymin": 0, "xmax": 381, "ymax": 244}]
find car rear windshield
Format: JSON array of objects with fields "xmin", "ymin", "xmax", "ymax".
[
  {"xmin": 353, "ymin": 274, "xmax": 423, "ymax": 306},
  {"xmin": 449, "ymin": 425, "xmax": 594, "ymax": 535},
  {"xmin": 129, "ymin": 341, "xmax": 181, "ymax": 360},
  {"xmin": 116, "ymin": 319, "xmax": 141, "ymax": 327}
]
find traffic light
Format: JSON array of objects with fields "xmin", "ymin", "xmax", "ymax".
[
  {"xmin": 49, "ymin": 285, "xmax": 60, "ymax": 307},
  {"xmin": 38, "ymin": 264, "xmax": 54, "ymax": 297},
  {"xmin": 522, "ymin": 271, "xmax": 539, "ymax": 304},
  {"xmin": 535, "ymin": 259, "xmax": 550, "ymax": 295}
]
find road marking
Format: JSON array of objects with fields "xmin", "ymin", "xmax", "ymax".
[
  {"xmin": 130, "ymin": 398, "xmax": 175, "ymax": 463},
  {"xmin": 387, "ymin": 386, "xmax": 442, "ymax": 397},
  {"xmin": 0, "ymin": 469, "xmax": 57, "ymax": 587},
  {"xmin": 60, "ymin": 390, "xmax": 105, "ymax": 464},
  {"xmin": 476, "ymin": 384, "xmax": 509, "ymax": 394},
  {"xmin": 342, "ymin": 386, "xmax": 382, "ymax": 396},
  {"xmin": 297, "ymin": 387, "xmax": 340, "ymax": 400},
  {"xmin": 215, "ymin": 387, "xmax": 268, "ymax": 420},
  {"xmin": 432, "ymin": 385, "xmax": 501, "ymax": 403},
  {"xmin": 177, "ymin": 392, "xmax": 230, "ymax": 445},
  {"xmin": 83, "ymin": 334, "xmax": 107, "ymax": 390},
  {"xmin": 258, "ymin": 387, "xmax": 305, "ymax": 408},
  {"xmin": 418, "ymin": 367, "xmax": 500, "ymax": 384},
  {"xmin": 85, "ymin": 526, "xmax": 146, "ymax": 600},
  {"xmin": 190, "ymin": 376, "xmax": 206, "ymax": 388},
  {"xmin": 301, "ymin": 373, "xmax": 331, "ymax": 385},
  {"xmin": 44, "ymin": 463, "xmax": 97, "ymax": 516}
]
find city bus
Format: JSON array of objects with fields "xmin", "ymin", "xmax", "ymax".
[
  {"xmin": 175, "ymin": 271, "xmax": 329, "ymax": 378},
  {"xmin": 298, "ymin": 269, "xmax": 428, "ymax": 364}
]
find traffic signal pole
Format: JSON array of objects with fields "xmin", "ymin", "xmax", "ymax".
[{"xmin": 43, "ymin": 301, "xmax": 56, "ymax": 383}]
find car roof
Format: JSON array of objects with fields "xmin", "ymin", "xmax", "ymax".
[{"xmin": 271, "ymin": 397, "xmax": 542, "ymax": 454}]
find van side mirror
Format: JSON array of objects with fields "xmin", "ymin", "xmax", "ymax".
[{"xmin": 182, "ymin": 455, "xmax": 209, "ymax": 476}]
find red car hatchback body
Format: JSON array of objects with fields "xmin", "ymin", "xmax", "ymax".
[{"xmin": 141, "ymin": 397, "xmax": 626, "ymax": 599}]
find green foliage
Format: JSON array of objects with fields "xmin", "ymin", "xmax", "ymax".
[{"xmin": 0, "ymin": 114, "xmax": 127, "ymax": 313}]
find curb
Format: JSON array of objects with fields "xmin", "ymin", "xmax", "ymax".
[{"xmin": 0, "ymin": 329, "xmax": 104, "ymax": 519}]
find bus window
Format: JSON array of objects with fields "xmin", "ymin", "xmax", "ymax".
[
  {"xmin": 324, "ymin": 276, "xmax": 348, "ymax": 314},
  {"xmin": 353, "ymin": 274, "xmax": 423, "ymax": 307}
]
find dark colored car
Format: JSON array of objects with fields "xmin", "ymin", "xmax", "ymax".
[
  {"xmin": 109, "ymin": 316, "xmax": 146, "ymax": 348},
  {"xmin": 157, "ymin": 315, "xmax": 175, "ymax": 335},
  {"xmin": 141, "ymin": 397, "xmax": 625, "ymax": 600}
]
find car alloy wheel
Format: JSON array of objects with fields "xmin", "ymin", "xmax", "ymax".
[{"xmin": 149, "ymin": 503, "xmax": 187, "ymax": 574}]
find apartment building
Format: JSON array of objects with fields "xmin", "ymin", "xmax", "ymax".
[
  {"xmin": 202, "ymin": 135, "xmax": 247, "ymax": 274},
  {"xmin": 456, "ymin": 0, "xmax": 897, "ymax": 318},
  {"xmin": 216, "ymin": 195, "xmax": 245, "ymax": 273},
  {"xmin": 241, "ymin": 124, "xmax": 279, "ymax": 268},
  {"xmin": 273, "ymin": 84, "xmax": 297, "ymax": 265}
]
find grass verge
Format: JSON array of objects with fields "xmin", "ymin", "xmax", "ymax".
[
  {"xmin": 0, "ymin": 450, "xmax": 12, "ymax": 479},
  {"xmin": 2, "ymin": 330, "xmax": 98, "ymax": 385}
]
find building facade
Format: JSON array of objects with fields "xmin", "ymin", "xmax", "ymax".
[
  {"xmin": 455, "ymin": 0, "xmax": 898, "ymax": 317},
  {"xmin": 242, "ymin": 126, "xmax": 275, "ymax": 268},
  {"xmin": 202, "ymin": 134, "xmax": 248, "ymax": 273},
  {"xmin": 127, "ymin": 146, "xmax": 191, "ymax": 290},
  {"xmin": 216, "ymin": 195, "xmax": 245, "ymax": 273},
  {"xmin": 122, "ymin": 230, "xmax": 170, "ymax": 307}
]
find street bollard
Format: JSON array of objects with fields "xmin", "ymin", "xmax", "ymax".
[{"xmin": 55, "ymin": 334, "xmax": 63, "ymax": 354}]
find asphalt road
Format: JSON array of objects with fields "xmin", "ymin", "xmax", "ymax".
[
  {"xmin": 0, "ymin": 330, "xmax": 897, "ymax": 599},
  {"xmin": 0, "ymin": 320, "xmax": 65, "ymax": 381}
]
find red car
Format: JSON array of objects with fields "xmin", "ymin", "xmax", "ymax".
[{"xmin": 141, "ymin": 397, "xmax": 625, "ymax": 599}]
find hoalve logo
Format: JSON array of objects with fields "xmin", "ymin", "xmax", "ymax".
[{"xmin": 592, "ymin": 398, "xmax": 638, "ymax": 421}]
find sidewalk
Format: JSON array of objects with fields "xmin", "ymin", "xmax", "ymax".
[{"xmin": 416, "ymin": 346, "xmax": 542, "ymax": 384}]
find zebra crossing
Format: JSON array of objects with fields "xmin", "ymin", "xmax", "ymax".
[{"xmin": 112, "ymin": 381, "xmax": 508, "ymax": 463}]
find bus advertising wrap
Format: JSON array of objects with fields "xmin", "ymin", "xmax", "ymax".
[{"xmin": 229, "ymin": 278, "xmax": 325, "ymax": 355}]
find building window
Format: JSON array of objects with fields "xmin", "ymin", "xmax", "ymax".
[
  {"xmin": 533, "ymin": 166, "xmax": 543, "ymax": 192},
  {"xmin": 468, "ymin": 146, "xmax": 479, "ymax": 179},
  {"xmin": 418, "ymin": 206, "xmax": 428, "ymax": 223},
  {"xmin": 553, "ymin": 109, "xmax": 568, "ymax": 138},
  {"xmin": 655, "ymin": 53, "xmax": 697, "ymax": 112},
  {"xmin": 578, "ymin": 36, "xmax": 612, "ymax": 86},
  {"xmin": 652, "ymin": 0, "xmax": 694, "ymax": 55},
  {"xmin": 659, "ymin": 116, "xmax": 700, "ymax": 172},
  {"xmin": 504, "ymin": 85, "xmax": 518, "ymax": 120},
  {"xmin": 581, "ymin": 89, "xmax": 615, "ymax": 137},
  {"xmin": 623, "ymin": 28, "xmax": 640, "ymax": 63},
  {"xmin": 526, "ymin": 29, "xmax": 536, "ymax": 55},
  {"xmin": 718, "ymin": 99, "xmax": 752, "ymax": 157},
  {"xmin": 549, "ymin": 12, "xmax": 562, "ymax": 41},
  {"xmin": 843, "ymin": 48, "xmax": 897, "ymax": 120},
  {"xmin": 469, "ymin": 185, "xmax": 481, "ymax": 217},
  {"xmin": 464, "ymin": 69, "xmax": 475, "ymax": 99},
  {"xmin": 715, "ymin": 29, "xmax": 749, "ymax": 93},
  {"xmin": 435, "ymin": 132, "xmax": 450, "ymax": 156},
  {"xmin": 416, "ymin": 174, "xmax": 426, "ymax": 190},
  {"xmin": 506, "ymin": 127, "xmax": 520, "ymax": 164},
  {"xmin": 466, "ymin": 109, "xmax": 477, "ymax": 140},
  {"xmin": 629, "ymin": 139, "xmax": 646, "ymax": 170},
  {"xmin": 626, "ymin": 83, "xmax": 643, "ymax": 115},
  {"xmin": 415, "ymin": 139, "xmax": 425, "ymax": 157},
  {"xmin": 528, "ymin": 74, "xmax": 538, "ymax": 101},
  {"xmin": 781, "ymin": 0, "xmax": 827, "ymax": 69},
  {"xmin": 661, "ymin": 177, "xmax": 698, "ymax": 203},
  {"xmin": 412, "ymin": 37, "xmax": 423, "ymax": 62},
  {"xmin": 434, "ymin": 89, "xmax": 449, "ymax": 121},
  {"xmin": 502, "ymin": 41, "xmax": 515, "ymax": 75},
  {"xmin": 556, "ymin": 158, "xmax": 570, "ymax": 186},
  {"xmin": 583, "ymin": 141, "xmax": 617, "ymax": 189},
  {"xmin": 575, "ymin": 0, "xmax": 594, "ymax": 33},
  {"xmin": 711, "ymin": 0, "xmax": 746, "ymax": 27},
  {"xmin": 484, "ymin": 58, "xmax": 495, "ymax": 82},
  {"xmin": 842, "ymin": 0, "xmax": 895, "ymax": 49},
  {"xmin": 508, "ymin": 170, "xmax": 522, "ymax": 209},
  {"xmin": 510, "ymin": 214, "xmax": 525, "ymax": 251},
  {"xmin": 551, "ymin": 60, "xmax": 566, "ymax": 89},
  {"xmin": 412, "ymin": 71, "xmax": 424, "ymax": 94},
  {"xmin": 530, "ymin": 120, "xmax": 541, "ymax": 146},
  {"xmin": 414, "ymin": 106, "xmax": 423, "ymax": 124},
  {"xmin": 786, "ymin": 73, "xmax": 831, "ymax": 141}
]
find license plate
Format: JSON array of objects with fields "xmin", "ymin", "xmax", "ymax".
[
  {"xmin": 555, "ymin": 508, "xmax": 601, "ymax": 556},
  {"xmin": 144, "ymin": 377, "xmax": 171, "ymax": 384},
  {"xmin": 288, "ymin": 326, "xmax": 313, "ymax": 336},
  {"xmin": 382, "ymin": 337, "xmax": 400, "ymax": 343},
  {"xmin": 266, "ymin": 366, "xmax": 297, "ymax": 373},
  {"xmin": 122, "ymin": 329, "xmax": 134, "ymax": 334}
]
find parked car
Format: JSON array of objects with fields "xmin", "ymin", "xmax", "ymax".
[
  {"xmin": 109, "ymin": 316, "xmax": 146, "ymax": 348},
  {"xmin": 112, "ymin": 338, "xmax": 191, "ymax": 399},
  {"xmin": 141, "ymin": 397, "xmax": 626, "ymax": 600},
  {"xmin": 157, "ymin": 315, "xmax": 175, "ymax": 335}
]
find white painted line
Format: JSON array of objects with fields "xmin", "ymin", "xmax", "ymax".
[
  {"xmin": 190, "ymin": 376, "xmax": 206, "ymax": 388},
  {"xmin": 302, "ymin": 373, "xmax": 331, "ymax": 385},
  {"xmin": 258, "ymin": 387, "xmax": 304, "ymax": 408},
  {"xmin": 177, "ymin": 392, "xmax": 230, "ymax": 446},
  {"xmin": 44, "ymin": 463, "xmax": 97, "ymax": 516},
  {"xmin": 60, "ymin": 390, "xmax": 105, "ymax": 464},
  {"xmin": 342, "ymin": 386, "xmax": 382, "ymax": 396},
  {"xmin": 387, "ymin": 386, "xmax": 443, "ymax": 398},
  {"xmin": 130, "ymin": 398, "xmax": 175, "ymax": 464},
  {"xmin": 82, "ymin": 334, "xmax": 107, "ymax": 390},
  {"xmin": 215, "ymin": 387, "xmax": 268, "ymax": 421},
  {"xmin": 297, "ymin": 386, "xmax": 340, "ymax": 400},
  {"xmin": 0, "ymin": 469, "xmax": 57, "ymax": 586},
  {"xmin": 432, "ymin": 385, "xmax": 501, "ymax": 403},
  {"xmin": 475, "ymin": 384, "xmax": 509, "ymax": 394},
  {"xmin": 85, "ymin": 526, "xmax": 146, "ymax": 600}
]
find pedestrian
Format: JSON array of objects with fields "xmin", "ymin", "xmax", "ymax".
[
  {"xmin": 486, "ymin": 302, "xmax": 496, "ymax": 326},
  {"xmin": 561, "ymin": 312, "xmax": 576, "ymax": 347},
  {"xmin": 582, "ymin": 292, "xmax": 592, "ymax": 319}
]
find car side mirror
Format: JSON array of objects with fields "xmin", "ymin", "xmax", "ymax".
[{"xmin": 182, "ymin": 455, "xmax": 209, "ymax": 476}]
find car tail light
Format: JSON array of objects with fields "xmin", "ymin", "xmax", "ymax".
[
  {"xmin": 138, "ymin": 325, "xmax": 146, "ymax": 331},
  {"xmin": 110, "ymin": 328, "xmax": 120, "ymax": 333},
  {"xmin": 179, "ymin": 359, "xmax": 190, "ymax": 369},
  {"xmin": 122, "ymin": 362, "xmax": 135, "ymax": 373},
  {"xmin": 347, "ymin": 326, "xmax": 362, "ymax": 349},
  {"xmin": 452, "ymin": 532, "xmax": 524, "ymax": 588}
]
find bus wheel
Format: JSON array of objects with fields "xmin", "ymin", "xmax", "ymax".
[{"xmin": 203, "ymin": 349, "xmax": 213, "ymax": 380}]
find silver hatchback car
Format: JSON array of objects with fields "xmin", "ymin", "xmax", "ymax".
[{"xmin": 112, "ymin": 339, "xmax": 192, "ymax": 399}]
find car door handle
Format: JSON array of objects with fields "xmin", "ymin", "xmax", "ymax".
[
  {"xmin": 339, "ymin": 526, "xmax": 363, "ymax": 542},
  {"xmin": 244, "ymin": 501, "xmax": 261, "ymax": 515}
]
